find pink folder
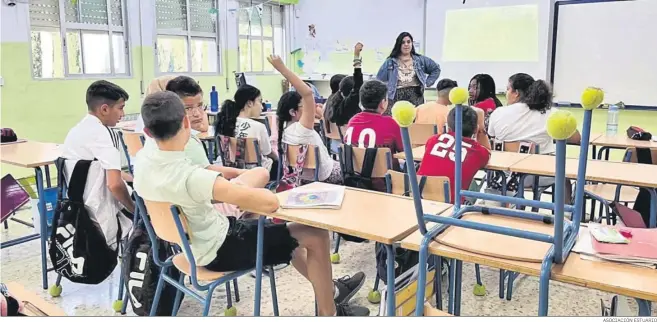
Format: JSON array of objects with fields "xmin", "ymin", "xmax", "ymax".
[{"xmin": 591, "ymin": 227, "xmax": 657, "ymax": 259}]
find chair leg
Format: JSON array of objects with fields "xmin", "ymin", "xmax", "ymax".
[
  {"xmin": 498, "ymin": 269, "xmax": 505, "ymax": 299},
  {"xmin": 171, "ymin": 274, "xmax": 185, "ymax": 316},
  {"xmin": 203, "ymin": 284, "xmax": 220, "ymax": 316},
  {"xmin": 149, "ymin": 269, "xmax": 167, "ymax": 316},
  {"xmin": 233, "ymin": 279, "xmax": 240, "ymax": 303},
  {"xmin": 268, "ymin": 266, "xmax": 280, "ymax": 316},
  {"xmin": 506, "ymin": 272, "xmax": 515, "ymax": 301},
  {"xmin": 225, "ymin": 282, "xmax": 233, "ymax": 309},
  {"xmin": 589, "ymin": 197, "xmax": 596, "ymax": 223},
  {"xmin": 434, "ymin": 256, "xmax": 443, "ymax": 310},
  {"xmin": 120, "ymin": 288, "xmax": 129, "ymax": 314}
]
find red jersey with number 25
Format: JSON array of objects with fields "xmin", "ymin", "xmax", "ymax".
[
  {"xmin": 343, "ymin": 111, "xmax": 404, "ymax": 153},
  {"xmin": 417, "ymin": 132, "xmax": 490, "ymax": 203}
]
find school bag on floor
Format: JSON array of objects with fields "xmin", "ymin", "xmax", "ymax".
[
  {"xmin": 123, "ymin": 224, "xmax": 183, "ymax": 316},
  {"xmin": 48, "ymin": 158, "xmax": 121, "ymax": 284},
  {"xmin": 375, "ymin": 243, "xmax": 419, "ymax": 285}
]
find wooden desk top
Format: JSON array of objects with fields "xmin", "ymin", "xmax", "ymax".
[
  {"xmin": 5, "ymin": 282, "xmax": 67, "ymax": 316},
  {"xmin": 592, "ymin": 135, "xmax": 657, "ymax": 149},
  {"xmin": 246, "ymin": 182, "xmax": 453, "ymax": 244},
  {"xmin": 0, "ymin": 141, "xmax": 60, "ymax": 168},
  {"xmin": 114, "ymin": 121, "xmax": 136, "ymax": 132},
  {"xmin": 509, "ymin": 154, "xmax": 657, "ymax": 188},
  {"xmin": 401, "ymin": 229, "xmax": 657, "ymax": 302},
  {"xmin": 393, "ymin": 146, "xmax": 532, "ymax": 172}
]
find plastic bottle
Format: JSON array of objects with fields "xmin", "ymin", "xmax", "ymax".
[
  {"xmin": 606, "ymin": 105, "xmax": 619, "ymax": 136},
  {"xmin": 210, "ymin": 85, "xmax": 219, "ymax": 112}
]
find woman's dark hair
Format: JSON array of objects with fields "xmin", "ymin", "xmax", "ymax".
[
  {"xmin": 323, "ymin": 74, "xmax": 347, "ymax": 122},
  {"xmin": 388, "ymin": 32, "xmax": 417, "ymax": 58},
  {"xmin": 215, "ymin": 84, "xmax": 261, "ymax": 137},
  {"xmin": 508, "ymin": 73, "xmax": 553, "ymax": 113},
  {"xmin": 276, "ymin": 91, "xmax": 303, "ymax": 155},
  {"xmin": 469, "ymin": 74, "xmax": 503, "ymax": 107},
  {"xmin": 329, "ymin": 74, "xmax": 346, "ymax": 94}
]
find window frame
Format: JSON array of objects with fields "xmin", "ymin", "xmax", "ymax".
[
  {"xmin": 154, "ymin": 0, "xmax": 222, "ymax": 75},
  {"xmin": 27, "ymin": 0, "xmax": 132, "ymax": 79},
  {"xmin": 237, "ymin": 0, "xmax": 286, "ymax": 74}
]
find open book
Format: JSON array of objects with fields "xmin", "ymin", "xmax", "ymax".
[{"xmin": 281, "ymin": 186, "xmax": 345, "ymax": 209}]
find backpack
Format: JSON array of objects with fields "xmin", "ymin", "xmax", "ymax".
[
  {"xmin": 374, "ymin": 242, "xmax": 419, "ymax": 285},
  {"xmin": 48, "ymin": 158, "xmax": 121, "ymax": 284},
  {"xmin": 341, "ymin": 145, "xmax": 378, "ymax": 190},
  {"xmin": 632, "ymin": 148, "xmax": 654, "ymax": 227},
  {"xmin": 0, "ymin": 128, "xmax": 17, "ymax": 143},
  {"xmin": 123, "ymin": 224, "xmax": 183, "ymax": 316}
]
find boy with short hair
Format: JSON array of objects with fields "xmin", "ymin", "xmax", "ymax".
[
  {"xmin": 61, "ymin": 80, "xmax": 134, "ymax": 247},
  {"xmin": 414, "ymin": 79, "xmax": 457, "ymax": 128},
  {"xmin": 417, "ymin": 106, "xmax": 491, "ymax": 203},
  {"xmin": 134, "ymin": 91, "xmax": 368, "ymax": 316}
]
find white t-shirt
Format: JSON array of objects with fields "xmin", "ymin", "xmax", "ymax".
[
  {"xmin": 235, "ymin": 117, "xmax": 273, "ymax": 170},
  {"xmin": 282, "ymin": 122, "xmax": 335, "ymax": 181},
  {"xmin": 60, "ymin": 114, "xmax": 132, "ymax": 248},
  {"xmin": 134, "ymin": 145, "xmax": 228, "ymax": 266},
  {"xmin": 487, "ymin": 103, "xmax": 557, "ymax": 155}
]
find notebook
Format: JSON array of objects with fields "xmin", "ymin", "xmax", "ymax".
[
  {"xmin": 591, "ymin": 226, "xmax": 657, "ymax": 260},
  {"xmin": 281, "ymin": 186, "xmax": 345, "ymax": 209}
]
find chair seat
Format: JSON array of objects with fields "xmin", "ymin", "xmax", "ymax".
[
  {"xmin": 584, "ymin": 183, "xmax": 639, "ymax": 202},
  {"xmin": 172, "ymin": 254, "xmax": 230, "ymax": 281}
]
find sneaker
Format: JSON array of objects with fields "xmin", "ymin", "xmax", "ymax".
[
  {"xmin": 336, "ymin": 303, "xmax": 370, "ymax": 316},
  {"xmin": 333, "ymin": 272, "xmax": 366, "ymax": 305}
]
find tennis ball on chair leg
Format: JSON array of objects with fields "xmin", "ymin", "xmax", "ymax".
[
  {"xmin": 48, "ymin": 284, "xmax": 62, "ymax": 297},
  {"xmin": 473, "ymin": 284, "xmax": 486, "ymax": 296},
  {"xmin": 112, "ymin": 300, "xmax": 123, "ymax": 312},
  {"xmin": 546, "ymin": 110, "xmax": 578, "ymax": 140},
  {"xmin": 330, "ymin": 253, "xmax": 341, "ymax": 264},
  {"xmin": 391, "ymin": 101, "xmax": 417, "ymax": 127},
  {"xmin": 367, "ymin": 290, "xmax": 381, "ymax": 304},
  {"xmin": 449, "ymin": 87, "xmax": 469, "ymax": 105},
  {"xmin": 580, "ymin": 87, "xmax": 604, "ymax": 110}
]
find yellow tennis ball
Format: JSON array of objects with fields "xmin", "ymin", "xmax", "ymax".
[
  {"xmin": 449, "ymin": 87, "xmax": 469, "ymax": 105},
  {"xmin": 546, "ymin": 110, "xmax": 578, "ymax": 140},
  {"xmin": 391, "ymin": 100, "xmax": 416, "ymax": 128},
  {"xmin": 581, "ymin": 87, "xmax": 604, "ymax": 110}
]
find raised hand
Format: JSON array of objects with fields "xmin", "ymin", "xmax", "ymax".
[
  {"xmin": 267, "ymin": 54, "xmax": 285, "ymax": 70},
  {"xmin": 354, "ymin": 42, "xmax": 364, "ymax": 56}
]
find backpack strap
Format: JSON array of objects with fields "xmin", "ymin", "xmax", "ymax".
[
  {"xmin": 636, "ymin": 148, "xmax": 653, "ymax": 164},
  {"xmin": 418, "ymin": 176, "xmax": 428, "ymax": 199},
  {"xmin": 359, "ymin": 147, "xmax": 378, "ymax": 179},
  {"xmin": 343, "ymin": 144, "xmax": 355, "ymax": 175},
  {"xmin": 67, "ymin": 160, "xmax": 93, "ymax": 203}
]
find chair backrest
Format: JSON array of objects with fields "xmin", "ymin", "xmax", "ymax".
[
  {"xmin": 490, "ymin": 138, "xmax": 537, "ymax": 154},
  {"xmin": 323, "ymin": 119, "xmax": 344, "ymax": 141},
  {"xmin": 343, "ymin": 144, "xmax": 392, "ymax": 178},
  {"xmin": 142, "ymin": 199, "xmax": 190, "ymax": 246},
  {"xmin": 385, "ymin": 170, "xmax": 451, "ymax": 202},
  {"xmin": 627, "ymin": 147, "xmax": 657, "ymax": 164},
  {"xmin": 408, "ymin": 123, "xmax": 438, "ymax": 147},
  {"xmin": 284, "ymin": 144, "xmax": 321, "ymax": 182},
  {"xmin": 216, "ymin": 135, "xmax": 262, "ymax": 166},
  {"xmin": 121, "ymin": 132, "xmax": 145, "ymax": 157}
]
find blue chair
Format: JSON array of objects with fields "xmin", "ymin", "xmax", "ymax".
[
  {"xmin": 399, "ymin": 101, "xmax": 596, "ymax": 316},
  {"xmin": 117, "ymin": 131, "xmax": 145, "ymax": 175},
  {"xmin": 138, "ymin": 195, "xmax": 280, "ymax": 316}
]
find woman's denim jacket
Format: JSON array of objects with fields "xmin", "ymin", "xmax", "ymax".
[{"xmin": 376, "ymin": 54, "xmax": 441, "ymax": 99}]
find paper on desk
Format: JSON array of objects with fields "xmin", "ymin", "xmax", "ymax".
[{"xmin": 574, "ymin": 225, "xmax": 657, "ymax": 268}]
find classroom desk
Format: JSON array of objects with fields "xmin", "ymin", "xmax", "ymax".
[
  {"xmin": 0, "ymin": 141, "xmax": 60, "ymax": 290},
  {"xmin": 509, "ymin": 154, "xmax": 657, "ymax": 227},
  {"xmin": 5, "ymin": 282, "xmax": 67, "ymax": 316},
  {"xmin": 243, "ymin": 182, "xmax": 453, "ymax": 316},
  {"xmin": 591, "ymin": 135, "xmax": 657, "ymax": 160},
  {"xmin": 401, "ymin": 225, "xmax": 657, "ymax": 316},
  {"xmin": 393, "ymin": 146, "xmax": 532, "ymax": 172}
]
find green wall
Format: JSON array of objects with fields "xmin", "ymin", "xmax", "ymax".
[{"xmin": 0, "ymin": 44, "xmax": 285, "ymax": 177}]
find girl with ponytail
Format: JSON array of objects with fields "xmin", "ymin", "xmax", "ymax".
[
  {"xmin": 268, "ymin": 55, "xmax": 343, "ymax": 184},
  {"xmin": 215, "ymin": 84, "xmax": 279, "ymax": 179}
]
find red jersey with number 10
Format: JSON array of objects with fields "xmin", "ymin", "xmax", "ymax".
[
  {"xmin": 417, "ymin": 132, "xmax": 490, "ymax": 203},
  {"xmin": 344, "ymin": 111, "xmax": 404, "ymax": 153}
]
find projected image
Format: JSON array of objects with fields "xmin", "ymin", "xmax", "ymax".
[{"xmin": 442, "ymin": 5, "xmax": 539, "ymax": 62}]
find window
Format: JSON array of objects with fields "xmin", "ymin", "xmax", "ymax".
[
  {"xmin": 155, "ymin": 0, "xmax": 220, "ymax": 74},
  {"xmin": 238, "ymin": 1, "xmax": 285, "ymax": 73},
  {"xmin": 29, "ymin": 0, "xmax": 129, "ymax": 78}
]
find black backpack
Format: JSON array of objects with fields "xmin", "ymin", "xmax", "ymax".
[
  {"xmin": 341, "ymin": 145, "xmax": 378, "ymax": 190},
  {"xmin": 374, "ymin": 243, "xmax": 419, "ymax": 285},
  {"xmin": 633, "ymin": 148, "xmax": 654, "ymax": 227},
  {"xmin": 49, "ymin": 158, "xmax": 121, "ymax": 284},
  {"xmin": 123, "ymin": 223, "xmax": 183, "ymax": 316}
]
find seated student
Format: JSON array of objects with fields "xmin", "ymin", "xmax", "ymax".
[
  {"xmin": 332, "ymin": 43, "xmax": 365, "ymax": 127},
  {"xmin": 134, "ymin": 76, "xmax": 175, "ymax": 134},
  {"xmin": 134, "ymin": 91, "xmax": 368, "ymax": 316},
  {"xmin": 322, "ymin": 74, "xmax": 346, "ymax": 123},
  {"xmin": 166, "ymin": 76, "xmax": 210, "ymax": 133},
  {"xmin": 290, "ymin": 82, "xmax": 324, "ymax": 119},
  {"xmin": 271, "ymin": 55, "xmax": 342, "ymax": 184},
  {"xmin": 468, "ymin": 74, "xmax": 503, "ymax": 131},
  {"xmin": 488, "ymin": 73, "xmax": 580, "ymax": 202},
  {"xmin": 414, "ymin": 78, "xmax": 457, "ymax": 129},
  {"xmin": 215, "ymin": 85, "xmax": 279, "ymax": 180},
  {"xmin": 417, "ymin": 106, "xmax": 491, "ymax": 203},
  {"xmin": 61, "ymin": 80, "xmax": 133, "ymax": 247}
]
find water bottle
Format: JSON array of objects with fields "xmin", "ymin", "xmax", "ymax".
[
  {"xmin": 210, "ymin": 85, "xmax": 219, "ymax": 112},
  {"xmin": 606, "ymin": 104, "xmax": 619, "ymax": 136}
]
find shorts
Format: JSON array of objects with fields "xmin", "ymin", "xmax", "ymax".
[{"xmin": 204, "ymin": 217, "xmax": 299, "ymax": 272}]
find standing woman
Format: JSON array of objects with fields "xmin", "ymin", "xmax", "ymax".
[{"xmin": 376, "ymin": 32, "xmax": 441, "ymax": 115}]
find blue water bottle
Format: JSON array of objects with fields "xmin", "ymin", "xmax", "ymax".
[
  {"xmin": 210, "ymin": 85, "xmax": 219, "ymax": 112},
  {"xmin": 606, "ymin": 104, "xmax": 619, "ymax": 136}
]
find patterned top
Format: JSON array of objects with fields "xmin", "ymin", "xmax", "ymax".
[{"xmin": 396, "ymin": 58, "xmax": 420, "ymax": 88}]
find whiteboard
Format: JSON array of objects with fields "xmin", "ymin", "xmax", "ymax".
[
  {"xmin": 292, "ymin": 0, "xmax": 424, "ymax": 76},
  {"xmin": 424, "ymin": 0, "xmax": 551, "ymax": 93},
  {"xmin": 551, "ymin": 0, "xmax": 657, "ymax": 107}
]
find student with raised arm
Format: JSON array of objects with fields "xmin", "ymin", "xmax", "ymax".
[
  {"xmin": 272, "ymin": 55, "xmax": 344, "ymax": 184},
  {"xmin": 135, "ymin": 91, "xmax": 369, "ymax": 316},
  {"xmin": 417, "ymin": 106, "xmax": 491, "ymax": 203},
  {"xmin": 332, "ymin": 43, "xmax": 365, "ymax": 126}
]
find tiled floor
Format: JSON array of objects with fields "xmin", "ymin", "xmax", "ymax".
[{"xmin": 1, "ymin": 204, "xmax": 654, "ymax": 317}]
